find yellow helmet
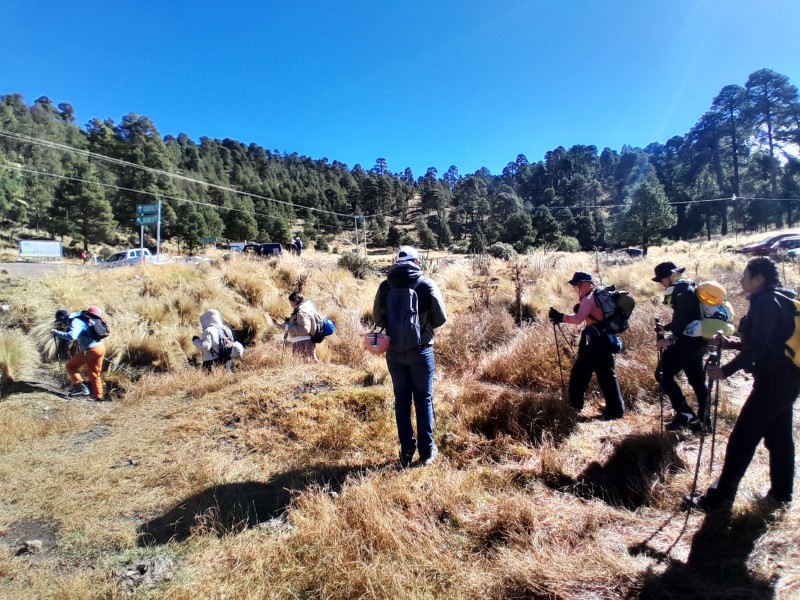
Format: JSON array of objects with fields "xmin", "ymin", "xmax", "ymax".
[{"xmin": 697, "ymin": 281, "xmax": 726, "ymax": 306}]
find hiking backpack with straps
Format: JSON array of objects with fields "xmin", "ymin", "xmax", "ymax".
[
  {"xmin": 311, "ymin": 314, "xmax": 335, "ymax": 344},
  {"xmin": 593, "ymin": 285, "xmax": 635, "ymax": 334},
  {"xmin": 385, "ymin": 279, "xmax": 424, "ymax": 350},
  {"xmin": 77, "ymin": 312, "xmax": 110, "ymax": 341},
  {"xmin": 776, "ymin": 292, "xmax": 800, "ymax": 368},
  {"xmin": 213, "ymin": 325, "xmax": 243, "ymax": 362}
]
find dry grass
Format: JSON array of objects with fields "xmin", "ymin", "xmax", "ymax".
[{"xmin": 0, "ymin": 237, "xmax": 798, "ymax": 599}]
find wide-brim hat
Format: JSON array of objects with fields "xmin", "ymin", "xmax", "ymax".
[
  {"xmin": 652, "ymin": 261, "xmax": 685, "ymax": 282},
  {"xmin": 567, "ymin": 271, "xmax": 594, "ymax": 286}
]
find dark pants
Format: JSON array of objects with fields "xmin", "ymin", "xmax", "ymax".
[
  {"xmin": 387, "ymin": 346, "xmax": 436, "ymax": 460},
  {"xmin": 712, "ymin": 364, "xmax": 800, "ymax": 504},
  {"xmin": 569, "ymin": 327, "xmax": 624, "ymax": 416},
  {"xmin": 655, "ymin": 337, "xmax": 708, "ymax": 416}
]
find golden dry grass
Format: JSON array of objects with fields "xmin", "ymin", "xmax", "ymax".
[{"xmin": 0, "ymin": 236, "xmax": 798, "ymax": 599}]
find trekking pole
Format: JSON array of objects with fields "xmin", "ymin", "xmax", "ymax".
[
  {"xmin": 655, "ymin": 318, "xmax": 665, "ymax": 437},
  {"xmin": 556, "ymin": 323, "xmax": 577, "ymax": 358},
  {"xmin": 708, "ymin": 339, "xmax": 723, "ymax": 474},
  {"xmin": 552, "ymin": 322, "xmax": 567, "ymax": 402},
  {"xmin": 102, "ymin": 357, "xmax": 139, "ymax": 380},
  {"xmin": 53, "ymin": 333, "xmax": 67, "ymax": 390}
]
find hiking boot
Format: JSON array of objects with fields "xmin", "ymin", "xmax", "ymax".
[
  {"xmin": 689, "ymin": 416, "xmax": 712, "ymax": 434},
  {"xmin": 419, "ymin": 446, "xmax": 439, "ymax": 467},
  {"xmin": 399, "ymin": 451, "xmax": 414, "ymax": 469},
  {"xmin": 682, "ymin": 485, "xmax": 731, "ymax": 513},
  {"xmin": 666, "ymin": 412, "xmax": 695, "ymax": 431},
  {"xmin": 67, "ymin": 383, "xmax": 91, "ymax": 397}
]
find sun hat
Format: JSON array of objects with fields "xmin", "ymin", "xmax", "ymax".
[{"xmin": 567, "ymin": 271, "xmax": 594, "ymax": 286}]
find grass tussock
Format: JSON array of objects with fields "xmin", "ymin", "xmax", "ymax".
[
  {"xmin": 222, "ymin": 271, "xmax": 268, "ymax": 306},
  {"xmin": 437, "ymin": 307, "xmax": 516, "ymax": 376},
  {"xmin": 0, "ymin": 329, "xmax": 38, "ymax": 396},
  {"xmin": 479, "ymin": 323, "xmax": 562, "ymax": 389}
]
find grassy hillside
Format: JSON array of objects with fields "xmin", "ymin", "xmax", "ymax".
[{"xmin": 1, "ymin": 238, "xmax": 799, "ymax": 598}]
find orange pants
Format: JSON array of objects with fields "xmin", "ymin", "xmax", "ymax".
[{"xmin": 66, "ymin": 344, "xmax": 105, "ymax": 398}]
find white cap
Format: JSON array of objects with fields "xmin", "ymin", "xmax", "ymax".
[{"xmin": 396, "ymin": 246, "xmax": 419, "ymax": 263}]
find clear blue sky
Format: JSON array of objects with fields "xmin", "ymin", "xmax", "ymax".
[{"xmin": 2, "ymin": 1, "xmax": 799, "ymax": 177}]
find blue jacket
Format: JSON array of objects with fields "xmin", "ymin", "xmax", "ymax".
[{"xmin": 54, "ymin": 312, "xmax": 103, "ymax": 351}]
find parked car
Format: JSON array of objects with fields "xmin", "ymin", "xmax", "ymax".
[
  {"xmin": 243, "ymin": 243, "xmax": 282, "ymax": 257},
  {"xmin": 769, "ymin": 235, "xmax": 800, "ymax": 255},
  {"xmin": 737, "ymin": 233, "xmax": 798, "ymax": 255},
  {"xmin": 99, "ymin": 248, "xmax": 152, "ymax": 268}
]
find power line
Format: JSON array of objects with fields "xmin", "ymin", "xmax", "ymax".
[
  {"xmin": 0, "ymin": 162, "xmax": 347, "ymax": 232},
  {"xmin": 0, "ymin": 129, "xmax": 401, "ymax": 218}
]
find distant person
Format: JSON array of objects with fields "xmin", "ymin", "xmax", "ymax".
[
  {"xmin": 81, "ymin": 250, "xmax": 87, "ymax": 265},
  {"xmin": 653, "ymin": 261, "xmax": 707, "ymax": 432},
  {"xmin": 293, "ymin": 236, "xmax": 303, "ymax": 256},
  {"xmin": 284, "ymin": 292, "xmax": 319, "ymax": 361},
  {"xmin": 52, "ymin": 306, "xmax": 108, "ymax": 400},
  {"xmin": 687, "ymin": 257, "xmax": 800, "ymax": 512},
  {"xmin": 373, "ymin": 246, "xmax": 448, "ymax": 467},
  {"xmin": 549, "ymin": 272, "xmax": 624, "ymax": 420},
  {"xmin": 193, "ymin": 309, "xmax": 241, "ymax": 370}
]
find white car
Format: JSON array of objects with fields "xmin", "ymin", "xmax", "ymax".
[{"xmin": 99, "ymin": 248, "xmax": 152, "ymax": 268}]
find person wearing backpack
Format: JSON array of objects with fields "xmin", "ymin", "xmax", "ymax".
[
  {"xmin": 51, "ymin": 306, "xmax": 107, "ymax": 400},
  {"xmin": 193, "ymin": 309, "xmax": 241, "ymax": 370},
  {"xmin": 293, "ymin": 236, "xmax": 303, "ymax": 257},
  {"xmin": 373, "ymin": 246, "xmax": 448, "ymax": 467},
  {"xmin": 548, "ymin": 272, "xmax": 624, "ymax": 420},
  {"xmin": 653, "ymin": 261, "xmax": 708, "ymax": 432},
  {"xmin": 284, "ymin": 292, "xmax": 320, "ymax": 362},
  {"xmin": 686, "ymin": 257, "xmax": 800, "ymax": 512}
]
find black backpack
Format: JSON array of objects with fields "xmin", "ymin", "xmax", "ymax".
[
  {"xmin": 385, "ymin": 279, "xmax": 423, "ymax": 350},
  {"xmin": 593, "ymin": 285, "xmax": 635, "ymax": 334},
  {"xmin": 213, "ymin": 326, "xmax": 236, "ymax": 363},
  {"xmin": 77, "ymin": 312, "xmax": 110, "ymax": 341}
]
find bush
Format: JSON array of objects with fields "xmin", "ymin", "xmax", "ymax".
[
  {"xmin": 337, "ymin": 253, "xmax": 376, "ymax": 279},
  {"xmin": 555, "ymin": 236, "xmax": 580, "ymax": 252},
  {"xmin": 315, "ymin": 237, "xmax": 330, "ymax": 252},
  {"xmin": 448, "ymin": 244, "xmax": 468, "ymax": 254},
  {"xmin": 487, "ymin": 242, "xmax": 517, "ymax": 260}
]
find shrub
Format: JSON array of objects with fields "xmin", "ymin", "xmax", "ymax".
[
  {"xmin": 487, "ymin": 242, "xmax": 517, "ymax": 260},
  {"xmin": 555, "ymin": 235, "xmax": 580, "ymax": 252},
  {"xmin": 337, "ymin": 254, "xmax": 376, "ymax": 280},
  {"xmin": 0, "ymin": 330, "xmax": 37, "ymax": 396},
  {"xmin": 315, "ymin": 237, "xmax": 330, "ymax": 252}
]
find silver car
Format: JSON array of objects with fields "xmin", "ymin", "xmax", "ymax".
[{"xmin": 99, "ymin": 248, "xmax": 152, "ymax": 268}]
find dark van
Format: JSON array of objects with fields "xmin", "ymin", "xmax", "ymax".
[{"xmin": 243, "ymin": 243, "xmax": 282, "ymax": 257}]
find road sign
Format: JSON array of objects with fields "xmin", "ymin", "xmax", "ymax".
[
  {"xmin": 136, "ymin": 215, "xmax": 159, "ymax": 226},
  {"xmin": 136, "ymin": 204, "xmax": 159, "ymax": 216},
  {"xmin": 200, "ymin": 237, "xmax": 217, "ymax": 245}
]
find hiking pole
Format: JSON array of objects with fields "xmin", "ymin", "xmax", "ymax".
[
  {"xmin": 556, "ymin": 323, "xmax": 577, "ymax": 358},
  {"xmin": 655, "ymin": 318, "xmax": 665, "ymax": 437},
  {"xmin": 552, "ymin": 322, "xmax": 567, "ymax": 402},
  {"xmin": 53, "ymin": 333, "xmax": 67, "ymax": 390},
  {"xmin": 708, "ymin": 340, "xmax": 723, "ymax": 474},
  {"xmin": 102, "ymin": 357, "xmax": 139, "ymax": 380}
]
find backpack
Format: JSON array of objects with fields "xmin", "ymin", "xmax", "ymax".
[
  {"xmin": 311, "ymin": 314, "xmax": 335, "ymax": 344},
  {"xmin": 385, "ymin": 279, "xmax": 423, "ymax": 350},
  {"xmin": 77, "ymin": 312, "xmax": 110, "ymax": 341},
  {"xmin": 775, "ymin": 292, "xmax": 800, "ymax": 368},
  {"xmin": 683, "ymin": 281, "xmax": 735, "ymax": 340},
  {"xmin": 593, "ymin": 285, "xmax": 635, "ymax": 334},
  {"xmin": 213, "ymin": 325, "xmax": 243, "ymax": 362}
]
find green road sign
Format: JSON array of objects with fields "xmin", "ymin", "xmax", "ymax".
[
  {"xmin": 136, "ymin": 215, "xmax": 159, "ymax": 226},
  {"xmin": 200, "ymin": 237, "xmax": 217, "ymax": 244},
  {"xmin": 136, "ymin": 203, "xmax": 159, "ymax": 216}
]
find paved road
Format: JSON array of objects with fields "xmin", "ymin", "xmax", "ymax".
[{"xmin": 0, "ymin": 261, "xmax": 87, "ymax": 278}]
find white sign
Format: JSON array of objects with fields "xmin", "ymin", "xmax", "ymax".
[{"xmin": 19, "ymin": 240, "xmax": 63, "ymax": 258}]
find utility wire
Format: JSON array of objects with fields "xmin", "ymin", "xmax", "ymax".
[{"xmin": 0, "ymin": 129, "xmax": 401, "ymax": 218}]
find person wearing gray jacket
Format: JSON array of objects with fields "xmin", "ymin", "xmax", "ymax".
[
  {"xmin": 373, "ymin": 246, "xmax": 447, "ymax": 468},
  {"xmin": 193, "ymin": 309, "xmax": 236, "ymax": 369}
]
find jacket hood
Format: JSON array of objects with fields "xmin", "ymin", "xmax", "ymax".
[
  {"xmin": 200, "ymin": 309, "xmax": 224, "ymax": 330},
  {"xmin": 387, "ymin": 262, "xmax": 424, "ymax": 287}
]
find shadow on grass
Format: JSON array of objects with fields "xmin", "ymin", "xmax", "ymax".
[
  {"xmin": 137, "ymin": 462, "xmax": 388, "ymax": 546},
  {"xmin": 545, "ymin": 433, "xmax": 682, "ymax": 510},
  {"xmin": 639, "ymin": 507, "xmax": 776, "ymax": 599}
]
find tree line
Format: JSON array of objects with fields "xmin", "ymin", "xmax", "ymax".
[{"xmin": 1, "ymin": 68, "xmax": 798, "ymax": 255}]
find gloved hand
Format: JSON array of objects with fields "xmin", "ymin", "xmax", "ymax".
[
  {"xmin": 573, "ymin": 303, "xmax": 581, "ymax": 314},
  {"xmin": 548, "ymin": 307, "xmax": 564, "ymax": 324}
]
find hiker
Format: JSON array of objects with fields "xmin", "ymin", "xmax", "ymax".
[
  {"xmin": 687, "ymin": 257, "xmax": 800, "ymax": 512},
  {"xmin": 653, "ymin": 261, "xmax": 708, "ymax": 432},
  {"xmin": 81, "ymin": 249, "xmax": 87, "ymax": 265},
  {"xmin": 373, "ymin": 246, "xmax": 448, "ymax": 467},
  {"xmin": 293, "ymin": 236, "xmax": 303, "ymax": 256},
  {"xmin": 284, "ymin": 292, "xmax": 320, "ymax": 361},
  {"xmin": 193, "ymin": 309, "xmax": 237, "ymax": 370},
  {"xmin": 548, "ymin": 272, "xmax": 624, "ymax": 420},
  {"xmin": 51, "ymin": 306, "xmax": 106, "ymax": 400}
]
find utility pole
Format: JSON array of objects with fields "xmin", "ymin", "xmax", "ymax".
[
  {"xmin": 156, "ymin": 198, "xmax": 162, "ymax": 261},
  {"xmin": 361, "ymin": 216, "xmax": 368, "ymax": 258},
  {"xmin": 354, "ymin": 217, "xmax": 359, "ymax": 254}
]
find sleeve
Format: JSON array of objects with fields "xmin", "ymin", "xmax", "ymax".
[
  {"xmin": 722, "ymin": 298, "xmax": 783, "ymax": 376},
  {"xmin": 563, "ymin": 296, "xmax": 594, "ymax": 325},
  {"xmin": 373, "ymin": 283, "xmax": 387, "ymax": 329},
  {"xmin": 54, "ymin": 319, "xmax": 83, "ymax": 342},
  {"xmin": 427, "ymin": 279, "xmax": 448, "ymax": 329},
  {"xmin": 287, "ymin": 310, "xmax": 312, "ymax": 336},
  {"xmin": 196, "ymin": 327, "xmax": 215, "ymax": 352}
]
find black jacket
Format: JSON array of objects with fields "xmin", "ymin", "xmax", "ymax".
[
  {"xmin": 373, "ymin": 262, "xmax": 447, "ymax": 347},
  {"xmin": 664, "ymin": 278, "xmax": 702, "ymax": 340},
  {"xmin": 723, "ymin": 286, "xmax": 796, "ymax": 377}
]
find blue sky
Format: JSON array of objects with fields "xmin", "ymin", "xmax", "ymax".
[{"xmin": 2, "ymin": 1, "xmax": 799, "ymax": 177}]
